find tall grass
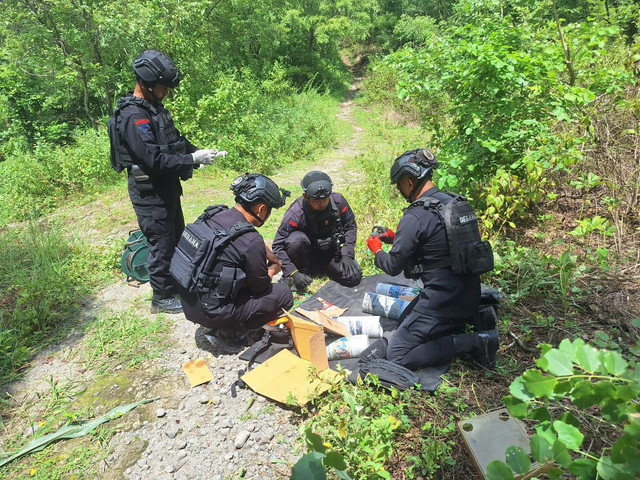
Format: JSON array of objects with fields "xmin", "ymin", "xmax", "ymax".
[{"xmin": 0, "ymin": 222, "xmax": 110, "ymax": 383}]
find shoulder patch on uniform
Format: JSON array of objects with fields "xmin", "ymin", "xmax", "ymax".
[
  {"xmin": 135, "ymin": 117, "xmax": 153, "ymax": 140},
  {"xmin": 289, "ymin": 220, "xmax": 298, "ymax": 228},
  {"xmin": 340, "ymin": 205, "xmax": 348, "ymax": 214}
]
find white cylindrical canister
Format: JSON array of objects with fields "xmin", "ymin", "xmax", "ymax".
[
  {"xmin": 326, "ymin": 334, "xmax": 370, "ymax": 360},
  {"xmin": 375, "ymin": 282, "xmax": 421, "ymax": 299},
  {"xmin": 362, "ymin": 292, "xmax": 410, "ymax": 320},
  {"xmin": 335, "ymin": 316, "xmax": 383, "ymax": 338}
]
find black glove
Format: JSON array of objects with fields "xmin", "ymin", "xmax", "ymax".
[
  {"xmin": 291, "ymin": 271, "xmax": 313, "ymax": 292},
  {"xmin": 339, "ymin": 256, "xmax": 360, "ymax": 277}
]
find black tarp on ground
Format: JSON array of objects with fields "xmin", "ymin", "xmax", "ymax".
[{"xmin": 240, "ymin": 273, "xmax": 450, "ymax": 393}]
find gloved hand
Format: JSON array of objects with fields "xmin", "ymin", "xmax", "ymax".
[
  {"xmin": 367, "ymin": 234, "xmax": 382, "ymax": 255},
  {"xmin": 376, "ymin": 227, "xmax": 395, "ymax": 244},
  {"xmin": 339, "ymin": 256, "xmax": 360, "ymax": 277},
  {"xmin": 290, "ymin": 271, "xmax": 313, "ymax": 292},
  {"xmin": 192, "ymin": 149, "xmax": 227, "ymax": 165}
]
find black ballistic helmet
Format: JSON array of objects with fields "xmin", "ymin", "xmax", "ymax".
[
  {"xmin": 301, "ymin": 171, "xmax": 333, "ymax": 199},
  {"xmin": 132, "ymin": 50, "xmax": 180, "ymax": 88},
  {"xmin": 230, "ymin": 174, "xmax": 290, "ymax": 209},
  {"xmin": 390, "ymin": 148, "xmax": 439, "ymax": 184}
]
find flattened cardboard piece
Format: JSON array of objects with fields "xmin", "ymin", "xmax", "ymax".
[
  {"xmin": 294, "ymin": 307, "xmax": 324, "ymax": 325},
  {"xmin": 315, "ymin": 297, "xmax": 348, "ymax": 317},
  {"xmin": 240, "ymin": 350, "xmax": 340, "ymax": 405},
  {"xmin": 182, "ymin": 358, "xmax": 214, "ymax": 387},
  {"xmin": 309, "ymin": 329, "xmax": 329, "ymax": 371},
  {"xmin": 284, "ymin": 309, "xmax": 323, "ymax": 363},
  {"xmin": 458, "ymin": 408, "xmax": 553, "ymax": 480},
  {"xmin": 316, "ymin": 310, "xmax": 351, "ymax": 337}
]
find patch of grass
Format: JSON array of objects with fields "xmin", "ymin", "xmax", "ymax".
[
  {"xmin": 81, "ymin": 309, "xmax": 172, "ymax": 375},
  {"xmin": 0, "ymin": 221, "xmax": 113, "ymax": 384}
]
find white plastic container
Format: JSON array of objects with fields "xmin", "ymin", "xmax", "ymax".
[
  {"xmin": 326, "ymin": 334, "xmax": 370, "ymax": 360},
  {"xmin": 335, "ymin": 316, "xmax": 383, "ymax": 338}
]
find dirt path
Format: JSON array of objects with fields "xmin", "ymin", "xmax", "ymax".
[{"xmin": 1, "ymin": 74, "xmax": 367, "ymax": 480}]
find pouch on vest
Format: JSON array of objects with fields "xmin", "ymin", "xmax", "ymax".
[
  {"xmin": 131, "ymin": 165, "xmax": 154, "ymax": 193},
  {"xmin": 215, "ymin": 266, "xmax": 246, "ymax": 300}
]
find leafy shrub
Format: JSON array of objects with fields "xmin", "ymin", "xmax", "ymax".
[
  {"xmin": 492, "ymin": 339, "xmax": 640, "ymax": 480},
  {"xmin": 0, "ymin": 128, "xmax": 119, "ymax": 224},
  {"xmin": 172, "ymin": 70, "xmax": 338, "ymax": 173},
  {"xmin": 303, "ymin": 374, "xmax": 455, "ymax": 479}
]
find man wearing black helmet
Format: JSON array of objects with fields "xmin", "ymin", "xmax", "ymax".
[
  {"xmin": 177, "ymin": 174, "xmax": 294, "ymax": 340},
  {"xmin": 366, "ymin": 148, "xmax": 499, "ymax": 370},
  {"xmin": 272, "ymin": 170, "xmax": 362, "ymax": 292},
  {"xmin": 108, "ymin": 49, "xmax": 223, "ymax": 314}
]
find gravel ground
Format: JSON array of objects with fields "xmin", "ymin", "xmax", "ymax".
[{"xmin": 4, "ymin": 281, "xmax": 303, "ymax": 480}]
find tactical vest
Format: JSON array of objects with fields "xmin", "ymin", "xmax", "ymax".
[
  {"xmin": 108, "ymin": 96, "xmax": 186, "ymax": 173},
  {"xmin": 408, "ymin": 193, "xmax": 494, "ymax": 276},
  {"xmin": 299, "ymin": 197, "xmax": 346, "ymax": 252},
  {"xmin": 169, "ymin": 205, "xmax": 255, "ymax": 297}
]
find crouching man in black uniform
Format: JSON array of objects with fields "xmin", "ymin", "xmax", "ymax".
[
  {"xmin": 176, "ymin": 174, "xmax": 294, "ymax": 340},
  {"xmin": 366, "ymin": 148, "xmax": 499, "ymax": 370},
  {"xmin": 272, "ymin": 171, "xmax": 362, "ymax": 292},
  {"xmin": 109, "ymin": 49, "xmax": 222, "ymax": 314}
]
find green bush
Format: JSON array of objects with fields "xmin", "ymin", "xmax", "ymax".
[
  {"xmin": 0, "ymin": 128, "xmax": 119, "ymax": 224},
  {"xmin": 493, "ymin": 339, "xmax": 640, "ymax": 480},
  {"xmin": 173, "ymin": 70, "xmax": 338, "ymax": 173}
]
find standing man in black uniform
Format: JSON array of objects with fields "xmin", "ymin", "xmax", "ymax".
[
  {"xmin": 177, "ymin": 174, "xmax": 294, "ymax": 338},
  {"xmin": 366, "ymin": 148, "xmax": 498, "ymax": 370},
  {"xmin": 109, "ymin": 50, "xmax": 222, "ymax": 314},
  {"xmin": 272, "ymin": 170, "xmax": 362, "ymax": 292}
]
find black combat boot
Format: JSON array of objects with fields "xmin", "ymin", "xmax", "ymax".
[
  {"xmin": 150, "ymin": 292, "xmax": 183, "ymax": 314},
  {"xmin": 453, "ymin": 328, "xmax": 499, "ymax": 369}
]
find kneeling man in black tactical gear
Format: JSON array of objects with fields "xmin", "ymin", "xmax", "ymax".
[
  {"xmin": 272, "ymin": 170, "xmax": 362, "ymax": 292},
  {"xmin": 173, "ymin": 174, "xmax": 294, "ymax": 342},
  {"xmin": 366, "ymin": 148, "xmax": 499, "ymax": 370}
]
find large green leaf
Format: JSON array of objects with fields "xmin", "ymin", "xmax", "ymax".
[
  {"xmin": 596, "ymin": 455, "xmax": 635, "ymax": 480},
  {"xmin": 522, "ymin": 369, "xmax": 556, "ymax": 398},
  {"xmin": 529, "ymin": 434, "xmax": 553, "ymax": 463},
  {"xmin": 304, "ymin": 429, "xmax": 327, "ymax": 454},
  {"xmin": 569, "ymin": 381, "xmax": 597, "ymax": 409},
  {"xmin": 575, "ymin": 344, "xmax": 602, "ymax": 373},
  {"xmin": 504, "ymin": 446, "xmax": 531, "ymax": 474},
  {"xmin": 551, "ymin": 439, "xmax": 572, "ymax": 466},
  {"xmin": 324, "ymin": 451, "xmax": 351, "ymax": 476},
  {"xmin": 602, "ymin": 350, "xmax": 627, "ymax": 376},
  {"xmin": 509, "ymin": 375, "xmax": 534, "ymax": 402},
  {"xmin": 503, "ymin": 395, "xmax": 528, "ymax": 418},
  {"xmin": 541, "ymin": 349, "xmax": 574, "ymax": 376},
  {"xmin": 486, "ymin": 460, "xmax": 515, "ymax": 480},
  {"xmin": 558, "ymin": 338, "xmax": 577, "ymax": 362},
  {"xmin": 567, "ymin": 458, "xmax": 597, "ymax": 479},
  {"xmin": 0, "ymin": 397, "xmax": 159, "ymax": 468},
  {"xmin": 291, "ymin": 452, "xmax": 327, "ymax": 480},
  {"xmin": 553, "ymin": 420, "xmax": 584, "ymax": 451}
]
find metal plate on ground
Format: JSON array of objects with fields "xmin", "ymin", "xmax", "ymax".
[{"xmin": 458, "ymin": 408, "xmax": 550, "ymax": 479}]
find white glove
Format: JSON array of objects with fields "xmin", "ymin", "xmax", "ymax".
[{"xmin": 192, "ymin": 149, "xmax": 218, "ymax": 165}]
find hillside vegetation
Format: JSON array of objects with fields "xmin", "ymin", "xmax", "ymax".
[{"xmin": 1, "ymin": 0, "xmax": 639, "ymax": 478}]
